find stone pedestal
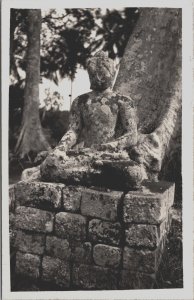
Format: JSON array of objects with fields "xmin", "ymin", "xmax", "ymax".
[{"xmin": 9, "ymin": 180, "xmax": 174, "ymax": 290}]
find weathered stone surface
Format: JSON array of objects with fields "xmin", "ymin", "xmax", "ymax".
[
  {"xmin": 15, "ymin": 206, "xmax": 54, "ymax": 233},
  {"xmin": 88, "ymin": 219, "xmax": 122, "ymax": 246},
  {"xmin": 97, "ymin": 159, "xmax": 143, "ymax": 189},
  {"xmin": 46, "ymin": 236, "xmax": 71, "ymax": 260},
  {"xmin": 123, "ymin": 181, "xmax": 174, "ymax": 224},
  {"xmin": 42, "ymin": 256, "xmax": 70, "ymax": 288},
  {"xmin": 21, "ymin": 166, "xmax": 41, "ymax": 182},
  {"xmin": 119, "ymin": 270, "xmax": 155, "ymax": 289},
  {"xmin": 55, "ymin": 212, "xmax": 86, "ymax": 241},
  {"xmin": 15, "ymin": 181, "xmax": 63, "ymax": 209},
  {"xmin": 36, "ymin": 50, "xmax": 145, "ymax": 190},
  {"xmin": 71, "ymin": 241, "xmax": 92, "ymax": 264},
  {"xmin": 143, "ymin": 181, "xmax": 175, "ymax": 208},
  {"xmin": 15, "ymin": 251, "xmax": 40, "ymax": 279},
  {"xmin": 72, "ymin": 264, "xmax": 118, "ymax": 289},
  {"xmin": 15, "ymin": 231, "xmax": 45, "ymax": 255},
  {"xmin": 87, "ymin": 51, "xmax": 115, "ymax": 91},
  {"xmin": 81, "ymin": 189, "xmax": 123, "ymax": 221},
  {"xmin": 93, "ymin": 244, "xmax": 121, "ymax": 268},
  {"xmin": 9, "ymin": 184, "xmax": 15, "ymax": 212},
  {"xmin": 62, "ymin": 185, "xmax": 83, "ymax": 212},
  {"xmin": 125, "ymin": 224, "xmax": 158, "ymax": 249},
  {"xmin": 125, "ymin": 213, "xmax": 171, "ymax": 249},
  {"xmin": 123, "ymin": 245, "xmax": 163, "ymax": 273}
]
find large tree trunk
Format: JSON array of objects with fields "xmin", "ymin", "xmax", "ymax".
[
  {"xmin": 114, "ymin": 8, "xmax": 182, "ymax": 202},
  {"xmin": 15, "ymin": 9, "xmax": 49, "ymax": 158}
]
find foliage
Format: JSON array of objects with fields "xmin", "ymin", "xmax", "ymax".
[
  {"xmin": 42, "ymin": 88, "xmax": 64, "ymax": 112},
  {"xmin": 10, "ymin": 8, "xmax": 139, "ymax": 84},
  {"xmin": 99, "ymin": 8, "xmax": 139, "ymax": 59}
]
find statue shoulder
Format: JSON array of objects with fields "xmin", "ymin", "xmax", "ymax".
[
  {"xmin": 75, "ymin": 93, "xmax": 91, "ymax": 105},
  {"xmin": 71, "ymin": 93, "xmax": 90, "ymax": 112}
]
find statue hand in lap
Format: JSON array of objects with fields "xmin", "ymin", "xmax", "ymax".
[{"xmin": 39, "ymin": 51, "xmax": 143, "ymax": 189}]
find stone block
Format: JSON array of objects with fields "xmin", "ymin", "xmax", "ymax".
[
  {"xmin": 71, "ymin": 241, "xmax": 92, "ymax": 264},
  {"xmin": 125, "ymin": 213, "xmax": 171, "ymax": 249},
  {"xmin": 119, "ymin": 270, "xmax": 155, "ymax": 289},
  {"xmin": 15, "ymin": 251, "xmax": 40, "ymax": 279},
  {"xmin": 93, "ymin": 244, "xmax": 121, "ymax": 268},
  {"xmin": 9, "ymin": 184, "xmax": 15, "ymax": 212},
  {"xmin": 88, "ymin": 219, "xmax": 122, "ymax": 246},
  {"xmin": 15, "ymin": 181, "xmax": 64, "ymax": 209},
  {"xmin": 123, "ymin": 181, "xmax": 175, "ymax": 224},
  {"xmin": 55, "ymin": 212, "xmax": 86, "ymax": 241},
  {"xmin": 46, "ymin": 236, "xmax": 71, "ymax": 260},
  {"xmin": 81, "ymin": 189, "xmax": 123, "ymax": 221},
  {"xmin": 62, "ymin": 185, "xmax": 83, "ymax": 212},
  {"xmin": 72, "ymin": 264, "xmax": 118, "ymax": 289},
  {"xmin": 15, "ymin": 206, "xmax": 54, "ymax": 233},
  {"xmin": 15, "ymin": 231, "xmax": 45, "ymax": 255},
  {"xmin": 42, "ymin": 256, "xmax": 70, "ymax": 288},
  {"xmin": 125, "ymin": 224, "xmax": 158, "ymax": 249},
  {"xmin": 123, "ymin": 243, "xmax": 164, "ymax": 273}
]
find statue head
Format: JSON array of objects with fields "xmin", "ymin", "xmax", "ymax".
[{"xmin": 87, "ymin": 51, "xmax": 115, "ymax": 91}]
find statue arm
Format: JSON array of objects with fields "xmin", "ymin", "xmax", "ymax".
[
  {"xmin": 55, "ymin": 97, "xmax": 82, "ymax": 153},
  {"xmin": 115, "ymin": 96, "xmax": 138, "ymax": 149},
  {"xmin": 97, "ymin": 96, "xmax": 138, "ymax": 152}
]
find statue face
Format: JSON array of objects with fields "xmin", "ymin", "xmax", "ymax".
[{"xmin": 87, "ymin": 51, "xmax": 115, "ymax": 91}]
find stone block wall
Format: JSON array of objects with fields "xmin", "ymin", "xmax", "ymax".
[{"xmin": 9, "ymin": 180, "xmax": 174, "ymax": 290}]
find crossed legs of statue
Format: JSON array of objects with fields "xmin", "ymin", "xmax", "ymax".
[
  {"xmin": 21, "ymin": 147, "xmax": 145, "ymax": 191},
  {"xmin": 41, "ymin": 147, "xmax": 144, "ymax": 190}
]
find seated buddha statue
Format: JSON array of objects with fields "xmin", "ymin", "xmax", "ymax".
[{"xmin": 26, "ymin": 51, "xmax": 146, "ymax": 190}]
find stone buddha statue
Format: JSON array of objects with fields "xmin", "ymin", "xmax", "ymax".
[{"xmin": 25, "ymin": 51, "xmax": 146, "ymax": 190}]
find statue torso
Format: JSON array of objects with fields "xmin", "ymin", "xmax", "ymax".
[{"xmin": 77, "ymin": 90, "xmax": 120, "ymax": 147}]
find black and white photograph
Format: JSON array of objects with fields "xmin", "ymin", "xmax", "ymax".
[{"xmin": 1, "ymin": 0, "xmax": 193, "ymax": 299}]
